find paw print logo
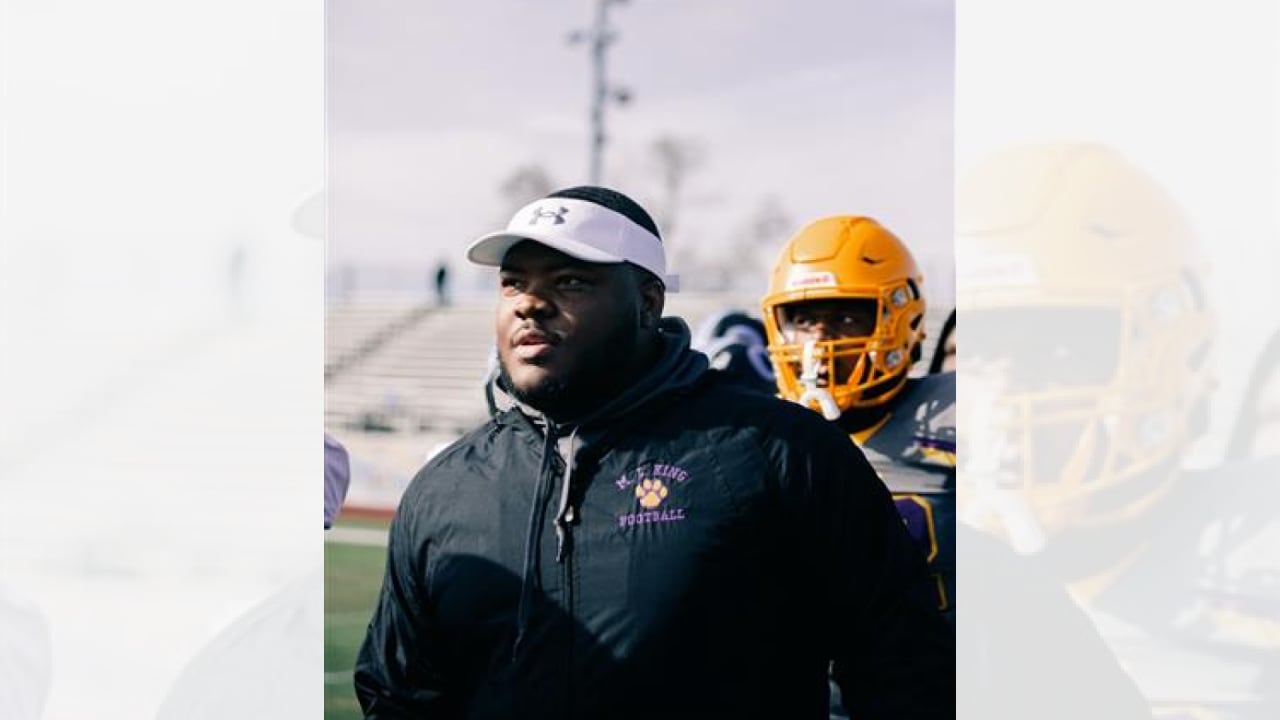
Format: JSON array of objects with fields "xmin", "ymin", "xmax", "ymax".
[{"xmin": 635, "ymin": 478, "xmax": 668, "ymax": 509}]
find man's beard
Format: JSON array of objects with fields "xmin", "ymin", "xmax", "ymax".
[{"xmin": 499, "ymin": 313, "xmax": 643, "ymax": 421}]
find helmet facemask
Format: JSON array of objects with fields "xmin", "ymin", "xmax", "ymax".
[
  {"xmin": 761, "ymin": 215, "xmax": 928, "ymax": 419},
  {"xmin": 767, "ymin": 285, "xmax": 923, "ymax": 417},
  {"xmin": 959, "ymin": 281, "xmax": 1212, "ymax": 554}
]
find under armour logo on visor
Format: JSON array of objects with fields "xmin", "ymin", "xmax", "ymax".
[{"xmin": 528, "ymin": 205, "xmax": 570, "ymax": 226}]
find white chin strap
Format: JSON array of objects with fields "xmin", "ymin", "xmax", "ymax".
[
  {"xmin": 961, "ymin": 484, "xmax": 1047, "ymax": 556},
  {"xmin": 960, "ymin": 385, "xmax": 1047, "ymax": 555},
  {"xmin": 795, "ymin": 341, "xmax": 842, "ymax": 421}
]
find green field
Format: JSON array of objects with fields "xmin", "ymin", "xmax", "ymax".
[{"xmin": 325, "ymin": 519, "xmax": 390, "ymax": 720}]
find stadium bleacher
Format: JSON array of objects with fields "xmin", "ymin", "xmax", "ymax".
[{"xmin": 325, "ymin": 295, "xmax": 950, "ymax": 436}]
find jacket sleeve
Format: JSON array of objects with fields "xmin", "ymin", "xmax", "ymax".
[
  {"xmin": 786, "ymin": 421, "xmax": 955, "ymax": 718},
  {"xmin": 353, "ymin": 494, "xmax": 461, "ymax": 719}
]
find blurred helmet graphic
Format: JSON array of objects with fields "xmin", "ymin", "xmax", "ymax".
[{"xmin": 956, "ymin": 143, "xmax": 1214, "ymax": 552}]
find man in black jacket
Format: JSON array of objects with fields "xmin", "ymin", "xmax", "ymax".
[{"xmin": 354, "ymin": 186, "xmax": 954, "ymax": 719}]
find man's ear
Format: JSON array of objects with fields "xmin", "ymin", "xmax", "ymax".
[{"xmin": 638, "ymin": 274, "xmax": 665, "ymax": 329}]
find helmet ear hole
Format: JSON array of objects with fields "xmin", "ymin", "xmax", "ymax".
[{"xmin": 911, "ymin": 343, "xmax": 922, "ymax": 364}]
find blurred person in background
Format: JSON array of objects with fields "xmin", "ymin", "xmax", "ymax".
[
  {"xmin": 325, "ymin": 432, "xmax": 351, "ymax": 530},
  {"xmin": 929, "ymin": 308, "xmax": 956, "ymax": 374},
  {"xmin": 957, "ymin": 142, "xmax": 1279, "ymax": 718},
  {"xmin": 1173, "ymin": 324, "xmax": 1280, "ymax": 709},
  {"xmin": 690, "ymin": 308, "xmax": 777, "ymax": 395},
  {"xmin": 434, "ymin": 262, "xmax": 451, "ymax": 307},
  {"xmin": 354, "ymin": 186, "xmax": 954, "ymax": 719},
  {"xmin": 1226, "ymin": 327, "xmax": 1280, "ymax": 462}
]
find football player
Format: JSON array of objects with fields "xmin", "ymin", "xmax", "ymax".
[
  {"xmin": 761, "ymin": 217, "xmax": 957, "ymax": 720},
  {"xmin": 958, "ymin": 142, "xmax": 1280, "ymax": 718},
  {"xmin": 955, "ymin": 141, "xmax": 1214, "ymax": 601},
  {"xmin": 761, "ymin": 215, "xmax": 956, "ymax": 619}
]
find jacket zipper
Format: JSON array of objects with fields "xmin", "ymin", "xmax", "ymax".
[
  {"xmin": 553, "ymin": 426, "xmax": 578, "ymax": 715},
  {"xmin": 563, "ymin": 545, "xmax": 575, "ymax": 714}
]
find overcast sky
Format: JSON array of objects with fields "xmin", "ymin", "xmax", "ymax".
[{"xmin": 327, "ymin": 0, "xmax": 955, "ymax": 302}]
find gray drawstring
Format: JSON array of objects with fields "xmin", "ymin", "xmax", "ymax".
[{"xmin": 554, "ymin": 427, "xmax": 579, "ymax": 563}]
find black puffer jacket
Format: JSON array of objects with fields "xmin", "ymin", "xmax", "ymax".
[{"xmin": 355, "ymin": 319, "xmax": 953, "ymax": 719}]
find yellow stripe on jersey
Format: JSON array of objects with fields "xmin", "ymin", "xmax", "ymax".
[
  {"xmin": 920, "ymin": 446, "xmax": 957, "ymax": 467},
  {"xmin": 893, "ymin": 494, "xmax": 939, "ymax": 562},
  {"xmin": 849, "ymin": 414, "xmax": 892, "ymax": 445}
]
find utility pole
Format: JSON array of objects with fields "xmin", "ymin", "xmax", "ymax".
[{"xmin": 570, "ymin": 0, "xmax": 631, "ymax": 185}]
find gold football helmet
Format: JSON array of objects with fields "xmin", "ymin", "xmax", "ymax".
[
  {"xmin": 761, "ymin": 216, "xmax": 927, "ymax": 418},
  {"xmin": 957, "ymin": 143, "xmax": 1214, "ymax": 551}
]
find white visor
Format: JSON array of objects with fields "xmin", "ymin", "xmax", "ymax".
[{"xmin": 466, "ymin": 196, "xmax": 679, "ymax": 292}]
